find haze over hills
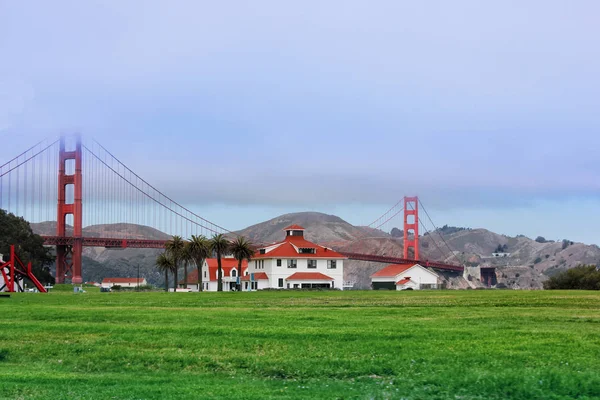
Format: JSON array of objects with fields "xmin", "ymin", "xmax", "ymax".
[{"xmin": 31, "ymin": 213, "xmax": 600, "ymax": 289}]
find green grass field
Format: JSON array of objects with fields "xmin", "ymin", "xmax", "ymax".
[{"xmin": 1, "ymin": 289, "xmax": 599, "ymax": 399}]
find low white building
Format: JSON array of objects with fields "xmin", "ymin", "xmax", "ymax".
[
  {"xmin": 371, "ymin": 263, "xmax": 439, "ymax": 290},
  {"xmin": 180, "ymin": 258, "xmax": 248, "ymax": 292},
  {"xmin": 101, "ymin": 278, "xmax": 147, "ymax": 288},
  {"xmin": 247, "ymin": 224, "xmax": 346, "ymax": 290}
]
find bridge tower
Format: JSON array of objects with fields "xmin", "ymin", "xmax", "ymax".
[
  {"xmin": 403, "ymin": 196, "xmax": 419, "ymax": 260},
  {"xmin": 56, "ymin": 136, "xmax": 83, "ymax": 284}
]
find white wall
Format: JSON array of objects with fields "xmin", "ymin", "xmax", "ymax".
[
  {"xmin": 249, "ymin": 258, "xmax": 344, "ymax": 290},
  {"xmin": 372, "ymin": 265, "xmax": 438, "ymax": 290},
  {"xmin": 396, "ymin": 280, "xmax": 419, "ymax": 290}
]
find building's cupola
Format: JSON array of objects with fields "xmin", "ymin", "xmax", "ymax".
[{"xmin": 284, "ymin": 224, "xmax": 305, "ymax": 237}]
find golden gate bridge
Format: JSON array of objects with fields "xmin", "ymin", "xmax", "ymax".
[{"xmin": 0, "ymin": 135, "xmax": 465, "ymax": 286}]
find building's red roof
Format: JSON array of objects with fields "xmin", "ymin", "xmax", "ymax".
[
  {"xmin": 396, "ymin": 278, "xmax": 411, "ymax": 285},
  {"xmin": 179, "ymin": 258, "xmax": 248, "ymax": 283},
  {"xmin": 252, "ymin": 232, "xmax": 346, "ymax": 260},
  {"xmin": 284, "ymin": 224, "xmax": 305, "ymax": 230},
  {"xmin": 286, "ymin": 272, "xmax": 334, "ymax": 281},
  {"xmin": 370, "ymin": 264, "xmax": 416, "ymax": 278},
  {"xmin": 102, "ymin": 278, "xmax": 145, "ymax": 284},
  {"xmin": 241, "ymin": 272, "xmax": 269, "ymax": 281}
]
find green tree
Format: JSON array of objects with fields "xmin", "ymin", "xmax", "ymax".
[
  {"xmin": 165, "ymin": 235, "xmax": 186, "ymax": 291},
  {"xmin": 187, "ymin": 235, "xmax": 210, "ymax": 291},
  {"xmin": 210, "ymin": 234, "xmax": 230, "ymax": 292},
  {"xmin": 230, "ymin": 236, "xmax": 253, "ymax": 291},
  {"xmin": 0, "ymin": 210, "xmax": 54, "ymax": 285},
  {"xmin": 155, "ymin": 252, "xmax": 175, "ymax": 292},
  {"xmin": 543, "ymin": 265, "xmax": 600, "ymax": 290}
]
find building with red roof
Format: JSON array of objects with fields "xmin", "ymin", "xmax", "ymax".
[
  {"xmin": 370, "ymin": 263, "xmax": 439, "ymax": 290},
  {"xmin": 179, "ymin": 258, "xmax": 248, "ymax": 292},
  {"xmin": 246, "ymin": 225, "xmax": 346, "ymax": 290}
]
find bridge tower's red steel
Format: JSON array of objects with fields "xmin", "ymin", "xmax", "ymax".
[
  {"xmin": 56, "ymin": 136, "xmax": 83, "ymax": 284},
  {"xmin": 403, "ymin": 196, "xmax": 419, "ymax": 260}
]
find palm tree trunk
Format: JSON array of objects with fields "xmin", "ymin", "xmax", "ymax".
[
  {"xmin": 173, "ymin": 265, "xmax": 178, "ymax": 292},
  {"xmin": 237, "ymin": 259, "xmax": 242, "ymax": 291},
  {"xmin": 184, "ymin": 262, "xmax": 188, "ymax": 289},
  {"xmin": 217, "ymin": 251, "xmax": 223, "ymax": 292},
  {"xmin": 197, "ymin": 259, "xmax": 203, "ymax": 292},
  {"xmin": 164, "ymin": 270, "xmax": 169, "ymax": 292}
]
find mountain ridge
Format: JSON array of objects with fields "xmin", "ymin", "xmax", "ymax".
[{"xmin": 30, "ymin": 212, "xmax": 600, "ymax": 289}]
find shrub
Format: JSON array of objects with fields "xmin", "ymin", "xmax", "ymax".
[
  {"xmin": 534, "ymin": 257, "xmax": 542, "ymax": 264},
  {"xmin": 535, "ymin": 236, "xmax": 547, "ymax": 243},
  {"xmin": 543, "ymin": 265, "xmax": 600, "ymax": 290},
  {"xmin": 111, "ymin": 285, "xmax": 122, "ymax": 291}
]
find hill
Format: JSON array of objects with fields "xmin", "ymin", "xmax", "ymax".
[
  {"xmin": 236, "ymin": 211, "xmax": 387, "ymax": 245},
  {"xmin": 31, "ymin": 221, "xmax": 167, "ymax": 286},
  {"xmin": 31, "ymin": 213, "xmax": 600, "ymax": 289}
]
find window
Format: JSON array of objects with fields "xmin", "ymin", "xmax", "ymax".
[
  {"xmin": 278, "ymin": 278, "xmax": 284, "ymax": 288},
  {"xmin": 307, "ymin": 260, "xmax": 317, "ymax": 269},
  {"xmin": 276, "ymin": 259, "xmax": 282, "ymax": 267},
  {"xmin": 244, "ymin": 282, "xmax": 248, "ymax": 290},
  {"xmin": 287, "ymin": 259, "xmax": 297, "ymax": 268},
  {"xmin": 294, "ymin": 284, "xmax": 299, "ymax": 289},
  {"xmin": 299, "ymin": 248, "xmax": 316, "ymax": 254},
  {"xmin": 254, "ymin": 260, "xmax": 257, "ymax": 268},
  {"xmin": 327, "ymin": 260, "xmax": 337, "ymax": 269},
  {"xmin": 261, "ymin": 260, "xmax": 264, "ymax": 269},
  {"xmin": 259, "ymin": 249, "xmax": 266, "ymax": 254},
  {"xmin": 252, "ymin": 282, "xmax": 257, "ymax": 290},
  {"xmin": 232, "ymin": 269, "xmax": 237, "ymax": 277},
  {"xmin": 204, "ymin": 270, "xmax": 207, "ymax": 278}
]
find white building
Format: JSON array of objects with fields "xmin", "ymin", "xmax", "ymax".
[
  {"xmin": 246, "ymin": 225, "xmax": 346, "ymax": 290},
  {"xmin": 101, "ymin": 278, "xmax": 147, "ymax": 288},
  {"xmin": 371, "ymin": 263, "xmax": 439, "ymax": 290},
  {"xmin": 180, "ymin": 258, "xmax": 248, "ymax": 292}
]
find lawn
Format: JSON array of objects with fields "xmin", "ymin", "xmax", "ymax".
[{"xmin": 1, "ymin": 289, "xmax": 599, "ymax": 399}]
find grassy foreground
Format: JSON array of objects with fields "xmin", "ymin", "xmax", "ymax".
[{"xmin": 1, "ymin": 290, "xmax": 599, "ymax": 399}]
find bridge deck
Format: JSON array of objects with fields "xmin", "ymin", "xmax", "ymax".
[{"xmin": 42, "ymin": 236, "xmax": 464, "ymax": 272}]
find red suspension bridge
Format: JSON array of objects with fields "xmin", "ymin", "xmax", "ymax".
[{"xmin": 0, "ymin": 135, "xmax": 464, "ymax": 285}]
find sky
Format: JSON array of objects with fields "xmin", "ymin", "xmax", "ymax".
[{"xmin": 0, "ymin": 1, "xmax": 599, "ymax": 244}]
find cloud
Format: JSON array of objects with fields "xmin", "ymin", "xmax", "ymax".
[{"xmin": 0, "ymin": 0, "xmax": 599, "ymax": 215}]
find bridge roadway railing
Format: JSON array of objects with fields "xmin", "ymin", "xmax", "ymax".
[
  {"xmin": 339, "ymin": 251, "xmax": 464, "ymax": 272},
  {"xmin": 42, "ymin": 236, "xmax": 167, "ymax": 249},
  {"xmin": 42, "ymin": 237, "xmax": 464, "ymax": 271}
]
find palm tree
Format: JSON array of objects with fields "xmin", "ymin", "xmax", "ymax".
[
  {"xmin": 165, "ymin": 235, "xmax": 186, "ymax": 292},
  {"xmin": 230, "ymin": 236, "xmax": 254, "ymax": 291},
  {"xmin": 210, "ymin": 233, "xmax": 230, "ymax": 292},
  {"xmin": 187, "ymin": 235, "xmax": 210, "ymax": 291},
  {"xmin": 156, "ymin": 252, "xmax": 175, "ymax": 292},
  {"xmin": 181, "ymin": 242, "xmax": 192, "ymax": 289}
]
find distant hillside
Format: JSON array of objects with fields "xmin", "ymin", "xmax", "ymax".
[
  {"xmin": 31, "ymin": 216, "xmax": 600, "ymax": 290},
  {"xmin": 31, "ymin": 222, "xmax": 168, "ymax": 286},
  {"xmin": 236, "ymin": 211, "xmax": 387, "ymax": 245},
  {"xmin": 31, "ymin": 222, "xmax": 170, "ymax": 240}
]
